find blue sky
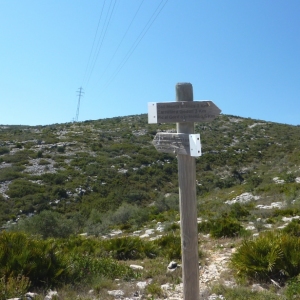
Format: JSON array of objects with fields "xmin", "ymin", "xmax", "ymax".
[{"xmin": 1, "ymin": 0, "xmax": 299, "ymax": 126}]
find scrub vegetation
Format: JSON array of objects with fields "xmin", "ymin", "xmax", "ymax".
[{"xmin": 1, "ymin": 114, "xmax": 300, "ymax": 298}]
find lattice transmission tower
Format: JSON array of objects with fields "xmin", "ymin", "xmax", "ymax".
[{"xmin": 75, "ymin": 87, "xmax": 84, "ymax": 122}]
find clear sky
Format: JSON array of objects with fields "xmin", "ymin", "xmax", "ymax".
[{"xmin": 1, "ymin": 0, "xmax": 299, "ymax": 126}]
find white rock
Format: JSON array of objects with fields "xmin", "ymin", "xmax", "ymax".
[
  {"xmin": 225, "ymin": 192, "xmax": 259, "ymax": 205},
  {"xmin": 145, "ymin": 229, "xmax": 155, "ymax": 235},
  {"xmin": 139, "ymin": 234, "xmax": 149, "ymax": 238},
  {"xmin": 277, "ymin": 224, "xmax": 288, "ymax": 229},
  {"xmin": 149, "ymin": 234, "xmax": 162, "ymax": 241},
  {"xmin": 256, "ymin": 202, "xmax": 284, "ymax": 209},
  {"xmin": 156, "ymin": 225, "xmax": 164, "ymax": 232},
  {"xmin": 108, "ymin": 290, "xmax": 125, "ymax": 296},
  {"xmin": 282, "ymin": 216, "xmax": 300, "ymax": 222},
  {"xmin": 44, "ymin": 290, "xmax": 58, "ymax": 300},
  {"xmin": 245, "ymin": 225, "xmax": 255, "ymax": 230},
  {"xmin": 26, "ymin": 292, "xmax": 38, "ymax": 298},
  {"xmin": 168, "ymin": 261, "xmax": 178, "ymax": 270},
  {"xmin": 136, "ymin": 281, "xmax": 148, "ymax": 289},
  {"xmin": 161, "ymin": 283, "xmax": 171, "ymax": 290},
  {"xmin": 130, "ymin": 264, "xmax": 144, "ymax": 270}
]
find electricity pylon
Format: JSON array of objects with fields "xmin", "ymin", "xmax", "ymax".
[{"xmin": 75, "ymin": 87, "xmax": 84, "ymax": 122}]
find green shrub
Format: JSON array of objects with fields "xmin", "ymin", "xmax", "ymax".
[
  {"xmin": 0, "ymin": 166, "xmax": 24, "ymax": 182},
  {"xmin": 38, "ymin": 159, "xmax": 50, "ymax": 165},
  {"xmin": 0, "ymin": 232, "xmax": 136, "ymax": 289},
  {"xmin": 0, "ymin": 147, "xmax": 9, "ymax": 155},
  {"xmin": 36, "ymin": 150, "xmax": 43, "ymax": 158},
  {"xmin": 0, "ymin": 274, "xmax": 31, "ymax": 300},
  {"xmin": 230, "ymin": 231, "xmax": 300, "ymax": 283},
  {"xmin": 198, "ymin": 216, "xmax": 246, "ymax": 238},
  {"xmin": 282, "ymin": 219, "xmax": 300, "ymax": 237},
  {"xmin": 57, "ymin": 146, "xmax": 65, "ymax": 153},
  {"xmin": 14, "ymin": 210, "xmax": 75, "ymax": 239},
  {"xmin": 6, "ymin": 179, "xmax": 44, "ymax": 198},
  {"xmin": 0, "ymin": 231, "xmax": 67, "ymax": 287},
  {"xmin": 211, "ymin": 284, "xmax": 283, "ymax": 300},
  {"xmin": 285, "ymin": 274, "xmax": 300, "ymax": 299},
  {"xmin": 67, "ymin": 254, "xmax": 135, "ymax": 282},
  {"xmin": 145, "ymin": 282, "xmax": 164, "ymax": 298},
  {"xmin": 228, "ymin": 203, "xmax": 251, "ymax": 220},
  {"xmin": 155, "ymin": 233, "xmax": 181, "ymax": 260},
  {"xmin": 103, "ymin": 236, "xmax": 158, "ymax": 260}
]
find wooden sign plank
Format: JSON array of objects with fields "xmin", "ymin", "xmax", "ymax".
[
  {"xmin": 148, "ymin": 100, "xmax": 221, "ymax": 124},
  {"xmin": 152, "ymin": 133, "xmax": 201, "ymax": 157}
]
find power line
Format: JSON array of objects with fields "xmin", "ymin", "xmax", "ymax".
[
  {"xmin": 82, "ymin": 0, "xmax": 107, "ymax": 87},
  {"xmin": 104, "ymin": 0, "xmax": 168, "ymax": 89},
  {"xmin": 99, "ymin": 0, "xmax": 146, "ymax": 80},
  {"xmin": 85, "ymin": 0, "xmax": 118, "ymax": 89}
]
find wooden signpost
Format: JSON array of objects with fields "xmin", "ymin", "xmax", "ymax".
[{"xmin": 148, "ymin": 83, "xmax": 221, "ymax": 300}]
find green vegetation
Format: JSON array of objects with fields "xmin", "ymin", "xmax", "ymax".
[
  {"xmin": 1, "ymin": 114, "xmax": 300, "ymax": 297},
  {"xmin": 230, "ymin": 231, "xmax": 300, "ymax": 284}
]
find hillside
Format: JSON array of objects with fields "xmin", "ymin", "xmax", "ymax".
[
  {"xmin": 1, "ymin": 114, "xmax": 300, "ymax": 230},
  {"xmin": 1, "ymin": 114, "xmax": 300, "ymax": 299}
]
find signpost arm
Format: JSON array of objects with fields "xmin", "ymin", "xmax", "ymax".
[{"xmin": 176, "ymin": 83, "xmax": 200, "ymax": 300}]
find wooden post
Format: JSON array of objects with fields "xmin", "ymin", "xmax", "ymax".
[{"xmin": 176, "ymin": 83, "xmax": 199, "ymax": 300}]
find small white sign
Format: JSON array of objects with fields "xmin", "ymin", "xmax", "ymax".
[
  {"xmin": 148, "ymin": 102, "xmax": 157, "ymax": 124},
  {"xmin": 189, "ymin": 134, "xmax": 201, "ymax": 157}
]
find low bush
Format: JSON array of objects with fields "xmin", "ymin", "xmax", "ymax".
[
  {"xmin": 198, "ymin": 216, "xmax": 247, "ymax": 238},
  {"xmin": 282, "ymin": 219, "xmax": 300, "ymax": 237},
  {"xmin": 0, "ymin": 166, "xmax": 24, "ymax": 182},
  {"xmin": 13, "ymin": 210, "xmax": 75, "ymax": 238},
  {"xmin": 155, "ymin": 233, "xmax": 181, "ymax": 260},
  {"xmin": 102, "ymin": 236, "xmax": 158, "ymax": 260},
  {"xmin": 0, "ymin": 274, "xmax": 31, "ymax": 300},
  {"xmin": 211, "ymin": 284, "xmax": 283, "ymax": 300},
  {"xmin": 0, "ymin": 232, "xmax": 136, "ymax": 290},
  {"xmin": 0, "ymin": 231, "xmax": 68, "ymax": 287},
  {"xmin": 285, "ymin": 274, "xmax": 300, "ymax": 299},
  {"xmin": 230, "ymin": 231, "xmax": 300, "ymax": 284},
  {"xmin": 0, "ymin": 147, "xmax": 9, "ymax": 155}
]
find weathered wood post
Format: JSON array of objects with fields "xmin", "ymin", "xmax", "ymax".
[
  {"xmin": 148, "ymin": 83, "xmax": 221, "ymax": 300},
  {"xmin": 176, "ymin": 82, "xmax": 199, "ymax": 300}
]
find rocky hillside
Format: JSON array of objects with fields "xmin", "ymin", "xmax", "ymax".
[{"xmin": 1, "ymin": 114, "xmax": 300, "ymax": 299}]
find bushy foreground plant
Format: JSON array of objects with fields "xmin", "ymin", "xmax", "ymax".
[
  {"xmin": 0, "ymin": 275, "xmax": 31, "ymax": 300},
  {"xmin": 230, "ymin": 231, "xmax": 300, "ymax": 284},
  {"xmin": 211, "ymin": 284, "xmax": 284, "ymax": 300},
  {"xmin": 0, "ymin": 231, "xmax": 67, "ymax": 287},
  {"xmin": 0, "ymin": 232, "xmax": 135, "ymax": 289}
]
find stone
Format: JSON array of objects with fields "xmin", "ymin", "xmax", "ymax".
[
  {"xmin": 167, "ymin": 261, "xmax": 178, "ymax": 272},
  {"xmin": 107, "ymin": 290, "xmax": 125, "ymax": 297},
  {"xmin": 130, "ymin": 264, "xmax": 144, "ymax": 270},
  {"xmin": 136, "ymin": 281, "xmax": 148, "ymax": 289},
  {"xmin": 44, "ymin": 290, "xmax": 58, "ymax": 300},
  {"xmin": 139, "ymin": 233, "xmax": 149, "ymax": 238},
  {"xmin": 145, "ymin": 229, "xmax": 155, "ymax": 235},
  {"xmin": 161, "ymin": 283, "xmax": 171, "ymax": 290},
  {"xmin": 225, "ymin": 192, "xmax": 260, "ymax": 205},
  {"xmin": 26, "ymin": 292, "xmax": 38, "ymax": 299}
]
